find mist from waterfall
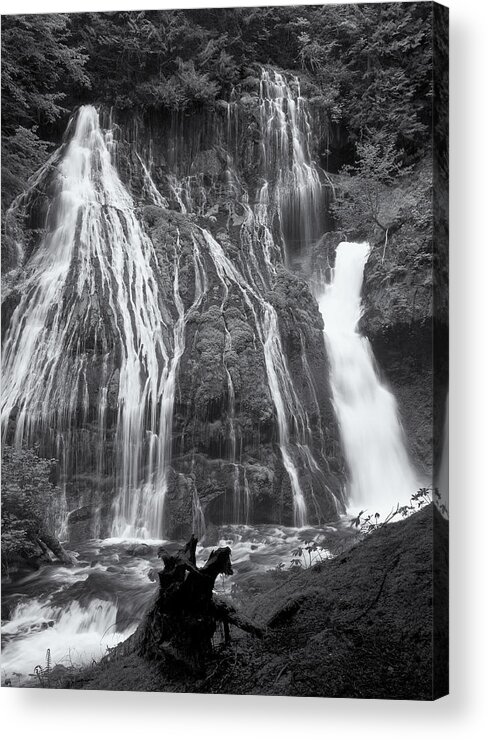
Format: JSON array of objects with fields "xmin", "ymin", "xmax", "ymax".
[{"xmin": 319, "ymin": 242, "xmax": 418, "ymax": 513}]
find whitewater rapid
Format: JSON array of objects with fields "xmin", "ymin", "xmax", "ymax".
[{"xmin": 1, "ymin": 523, "xmax": 350, "ymax": 685}]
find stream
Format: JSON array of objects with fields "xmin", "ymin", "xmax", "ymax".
[{"xmin": 1, "ymin": 520, "xmax": 358, "ymax": 685}]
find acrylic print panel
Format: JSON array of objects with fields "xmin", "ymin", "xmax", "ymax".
[{"xmin": 1, "ymin": 2, "xmax": 449, "ymax": 698}]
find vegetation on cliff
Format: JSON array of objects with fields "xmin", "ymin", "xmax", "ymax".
[
  {"xmin": 1, "ymin": 446, "xmax": 74, "ymax": 576},
  {"xmin": 2, "ymin": 4, "xmax": 434, "ymax": 214},
  {"xmin": 1, "ymin": 14, "xmax": 89, "ymax": 212}
]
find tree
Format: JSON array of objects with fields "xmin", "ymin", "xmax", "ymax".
[
  {"xmin": 331, "ymin": 133, "xmax": 408, "ymax": 238},
  {"xmin": 1, "ymin": 446, "xmax": 73, "ymax": 574},
  {"xmin": 1, "ymin": 126, "xmax": 52, "ymax": 214},
  {"xmin": 1, "ymin": 6, "xmax": 434, "ymax": 215},
  {"xmin": 293, "ymin": 3, "xmax": 432, "ymax": 158},
  {"xmin": 1, "ymin": 14, "xmax": 89, "ymax": 133},
  {"xmin": 1, "ymin": 14, "xmax": 90, "ymax": 211}
]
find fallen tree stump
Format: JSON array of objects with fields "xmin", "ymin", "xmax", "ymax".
[
  {"xmin": 213, "ymin": 597, "xmax": 264, "ymax": 641},
  {"xmin": 127, "ymin": 535, "xmax": 263, "ymax": 673}
]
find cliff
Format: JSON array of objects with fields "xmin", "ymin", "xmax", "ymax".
[
  {"xmin": 2, "ymin": 72, "xmax": 347, "ymax": 541},
  {"xmin": 308, "ymin": 156, "xmax": 446, "ymax": 478}
]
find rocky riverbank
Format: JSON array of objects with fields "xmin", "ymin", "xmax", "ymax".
[{"xmin": 59, "ymin": 504, "xmax": 448, "ymax": 700}]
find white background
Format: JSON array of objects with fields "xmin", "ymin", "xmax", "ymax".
[{"xmin": 1, "ymin": 0, "xmax": 487, "ymax": 737}]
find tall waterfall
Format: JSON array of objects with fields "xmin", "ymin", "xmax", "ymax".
[
  {"xmin": 200, "ymin": 229, "xmax": 309, "ymax": 527},
  {"xmin": 2, "ymin": 71, "xmax": 341, "ymax": 537},
  {"xmin": 1, "ymin": 106, "xmax": 176, "ymax": 539},
  {"xmin": 178, "ymin": 68, "xmax": 334, "ymax": 526},
  {"xmin": 319, "ymin": 242, "xmax": 418, "ymax": 512},
  {"xmin": 257, "ymin": 69, "xmax": 324, "ymax": 258}
]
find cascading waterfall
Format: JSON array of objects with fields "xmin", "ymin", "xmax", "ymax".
[
  {"xmin": 257, "ymin": 68, "xmax": 324, "ymax": 258},
  {"xmin": 200, "ymin": 228, "xmax": 309, "ymax": 526},
  {"xmin": 2, "ymin": 70, "xmax": 336, "ymax": 541},
  {"xmin": 1, "ymin": 106, "xmax": 179, "ymax": 539},
  {"xmin": 1, "ymin": 65, "xmax": 432, "ymax": 687},
  {"xmin": 137, "ymin": 152, "xmax": 169, "ymax": 209},
  {"xmin": 319, "ymin": 242, "xmax": 418, "ymax": 512},
  {"xmin": 149, "ymin": 68, "xmax": 331, "ymax": 526},
  {"xmin": 216, "ymin": 69, "xmax": 333, "ymax": 524},
  {"xmin": 120, "ymin": 229, "xmax": 206, "ymax": 535}
]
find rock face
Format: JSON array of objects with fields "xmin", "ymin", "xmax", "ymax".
[
  {"xmin": 307, "ymin": 156, "xmax": 447, "ymax": 483},
  {"xmin": 2, "ymin": 70, "xmax": 347, "ymax": 540},
  {"xmin": 2, "ymin": 67, "xmax": 443, "ymax": 539},
  {"xmin": 143, "ymin": 210, "xmax": 344, "ymax": 532},
  {"xmin": 357, "ymin": 160, "xmax": 448, "ymax": 477}
]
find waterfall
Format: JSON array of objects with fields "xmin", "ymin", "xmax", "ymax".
[
  {"xmin": 1, "ymin": 106, "xmax": 179, "ymax": 539},
  {"xmin": 137, "ymin": 153, "xmax": 169, "ymax": 209},
  {"xmin": 257, "ymin": 68, "xmax": 324, "ymax": 258},
  {"xmin": 2, "ymin": 72, "xmax": 339, "ymax": 537},
  {"xmin": 435, "ymin": 393, "xmax": 449, "ymax": 514},
  {"xmin": 262, "ymin": 306, "xmax": 308, "ymax": 526},
  {"xmin": 319, "ymin": 242, "xmax": 418, "ymax": 512},
  {"xmin": 200, "ymin": 228, "xmax": 309, "ymax": 527},
  {"xmin": 111, "ymin": 234, "xmax": 192, "ymax": 539}
]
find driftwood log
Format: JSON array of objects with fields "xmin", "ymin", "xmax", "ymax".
[{"xmin": 126, "ymin": 535, "xmax": 263, "ymax": 672}]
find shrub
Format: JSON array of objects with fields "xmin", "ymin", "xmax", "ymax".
[{"xmin": 1, "ymin": 445, "xmax": 62, "ymax": 572}]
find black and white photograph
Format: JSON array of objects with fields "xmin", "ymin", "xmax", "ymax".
[{"xmin": 1, "ymin": 1, "xmax": 449, "ymax": 701}]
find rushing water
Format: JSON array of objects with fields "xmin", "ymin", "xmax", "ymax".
[
  {"xmin": 1, "ymin": 521, "xmax": 357, "ymax": 685},
  {"xmin": 256, "ymin": 69, "xmax": 324, "ymax": 257},
  {"xmin": 1, "ymin": 106, "xmax": 179, "ymax": 540},
  {"xmin": 1, "ymin": 73, "xmax": 422, "ymax": 684},
  {"xmin": 319, "ymin": 242, "xmax": 418, "ymax": 512},
  {"xmin": 201, "ymin": 228, "xmax": 311, "ymax": 527}
]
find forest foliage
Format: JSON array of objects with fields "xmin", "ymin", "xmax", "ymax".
[
  {"xmin": 1, "ymin": 446, "xmax": 62, "ymax": 572},
  {"xmin": 1, "ymin": 4, "xmax": 435, "ymax": 216}
]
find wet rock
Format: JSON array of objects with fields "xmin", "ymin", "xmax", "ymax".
[
  {"xmin": 67, "ymin": 506, "xmax": 97, "ymax": 544},
  {"xmin": 125, "ymin": 543, "xmax": 154, "ymax": 558},
  {"xmin": 3, "ymin": 98, "xmax": 348, "ymax": 545},
  {"xmin": 1, "ymin": 288, "xmax": 22, "ymax": 343},
  {"xmin": 190, "ymin": 149, "xmax": 224, "ymax": 179}
]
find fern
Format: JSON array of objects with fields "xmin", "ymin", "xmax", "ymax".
[{"xmin": 33, "ymin": 648, "xmax": 52, "ymax": 687}]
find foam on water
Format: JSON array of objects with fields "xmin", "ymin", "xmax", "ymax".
[
  {"xmin": 1, "ymin": 522, "xmax": 348, "ymax": 684},
  {"xmin": 1, "ymin": 597, "xmax": 134, "ymax": 680}
]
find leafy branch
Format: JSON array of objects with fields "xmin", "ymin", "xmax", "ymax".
[{"xmin": 351, "ymin": 486, "xmax": 447, "ymax": 537}]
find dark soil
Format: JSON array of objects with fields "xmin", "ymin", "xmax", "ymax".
[{"xmin": 60, "ymin": 504, "xmax": 448, "ymax": 700}]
